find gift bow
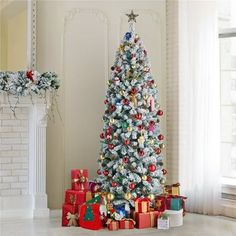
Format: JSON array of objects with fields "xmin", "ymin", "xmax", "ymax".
[
  {"xmin": 66, "ymin": 212, "xmax": 78, "ymax": 226},
  {"xmin": 72, "ymin": 170, "xmax": 88, "ymax": 190}
]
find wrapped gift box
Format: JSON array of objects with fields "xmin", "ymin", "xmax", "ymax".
[
  {"xmin": 166, "ymin": 196, "xmax": 187, "ymax": 213},
  {"xmin": 165, "ymin": 183, "xmax": 180, "ymax": 195},
  {"xmin": 165, "ymin": 209, "xmax": 183, "ymax": 227},
  {"xmin": 107, "ymin": 219, "xmax": 119, "ymax": 231},
  {"xmin": 135, "ymin": 198, "xmax": 150, "ymax": 213},
  {"xmin": 62, "ymin": 204, "xmax": 79, "ymax": 227},
  {"xmin": 79, "ymin": 203, "xmax": 103, "ymax": 230},
  {"xmin": 134, "ymin": 211, "xmax": 160, "ymax": 229},
  {"xmin": 119, "ymin": 219, "xmax": 135, "ymax": 229},
  {"xmin": 157, "ymin": 214, "xmax": 170, "ymax": 230},
  {"xmin": 65, "ymin": 189, "xmax": 92, "ymax": 205},
  {"xmin": 71, "ymin": 169, "xmax": 89, "ymax": 191},
  {"xmin": 155, "ymin": 196, "xmax": 167, "ymax": 212}
]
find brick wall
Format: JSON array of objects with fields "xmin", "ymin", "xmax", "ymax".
[{"xmin": 0, "ymin": 107, "xmax": 29, "ymax": 196}]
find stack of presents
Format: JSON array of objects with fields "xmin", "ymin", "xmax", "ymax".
[{"xmin": 62, "ymin": 169, "xmax": 187, "ymax": 230}]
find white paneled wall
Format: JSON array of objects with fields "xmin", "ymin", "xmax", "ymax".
[{"xmin": 37, "ymin": 0, "xmax": 166, "ymax": 209}]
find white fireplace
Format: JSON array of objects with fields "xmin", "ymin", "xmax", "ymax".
[{"xmin": 0, "ymin": 94, "xmax": 49, "ymax": 218}]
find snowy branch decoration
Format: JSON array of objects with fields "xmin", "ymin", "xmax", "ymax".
[{"xmin": 0, "ymin": 70, "xmax": 60, "ymax": 115}]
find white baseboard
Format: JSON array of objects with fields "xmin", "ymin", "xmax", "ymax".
[
  {"xmin": 0, "ymin": 195, "xmax": 49, "ymax": 219},
  {"xmin": 50, "ymin": 209, "xmax": 62, "ymax": 218}
]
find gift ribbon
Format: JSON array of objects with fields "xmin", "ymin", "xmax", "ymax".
[{"xmin": 66, "ymin": 212, "xmax": 78, "ymax": 226}]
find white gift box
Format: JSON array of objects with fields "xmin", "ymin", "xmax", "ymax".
[
  {"xmin": 165, "ymin": 209, "xmax": 183, "ymax": 227},
  {"xmin": 157, "ymin": 217, "xmax": 170, "ymax": 230}
]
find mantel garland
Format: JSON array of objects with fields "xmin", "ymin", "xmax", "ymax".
[{"xmin": 0, "ymin": 70, "xmax": 60, "ymax": 115}]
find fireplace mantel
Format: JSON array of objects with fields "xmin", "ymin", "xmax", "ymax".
[{"xmin": 0, "ymin": 93, "xmax": 50, "ymax": 218}]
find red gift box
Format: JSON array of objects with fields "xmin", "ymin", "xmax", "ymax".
[
  {"xmin": 119, "ymin": 219, "xmax": 135, "ymax": 229},
  {"xmin": 65, "ymin": 190, "xmax": 86, "ymax": 205},
  {"xmin": 155, "ymin": 196, "xmax": 167, "ymax": 212},
  {"xmin": 71, "ymin": 169, "xmax": 89, "ymax": 191},
  {"xmin": 134, "ymin": 211, "xmax": 160, "ymax": 229},
  {"xmin": 135, "ymin": 197, "xmax": 150, "ymax": 213},
  {"xmin": 62, "ymin": 204, "xmax": 79, "ymax": 227},
  {"xmin": 79, "ymin": 203, "xmax": 103, "ymax": 230},
  {"xmin": 106, "ymin": 219, "xmax": 119, "ymax": 231}
]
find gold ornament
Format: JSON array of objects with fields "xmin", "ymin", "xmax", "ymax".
[
  {"xmin": 138, "ymin": 135, "xmax": 145, "ymax": 145},
  {"xmin": 160, "ymin": 178, "xmax": 166, "ymax": 185},
  {"xmin": 142, "ymin": 175, "xmax": 147, "ymax": 181},
  {"xmin": 110, "ymin": 118, "xmax": 115, "ymax": 124},
  {"xmin": 100, "ymin": 155, "xmax": 105, "ymax": 160},
  {"xmin": 154, "ymin": 83, "xmax": 157, "ymax": 88},
  {"xmin": 156, "ymin": 103, "xmax": 160, "ymax": 109},
  {"xmin": 127, "ymin": 126, "xmax": 133, "ymax": 132},
  {"xmin": 159, "ymin": 143, "xmax": 165, "ymax": 149},
  {"xmin": 124, "ymin": 192, "xmax": 132, "ymax": 200},
  {"xmin": 149, "ymin": 139, "xmax": 154, "ymax": 145},
  {"xmin": 148, "ymin": 194, "xmax": 155, "ymax": 201},
  {"xmin": 119, "ymin": 165, "xmax": 124, "ymax": 171},
  {"xmin": 107, "ymin": 80, "xmax": 111, "ymax": 86},
  {"xmin": 107, "ymin": 192, "xmax": 115, "ymax": 201},
  {"xmin": 120, "ymin": 90, "xmax": 125, "ymax": 96},
  {"xmin": 119, "ymin": 45, "xmax": 124, "ymax": 52},
  {"xmin": 143, "ymin": 95, "xmax": 148, "ymax": 100},
  {"xmin": 130, "ymin": 94, "xmax": 137, "ymax": 107}
]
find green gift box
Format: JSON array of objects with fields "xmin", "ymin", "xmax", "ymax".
[{"xmin": 170, "ymin": 198, "xmax": 182, "ymax": 211}]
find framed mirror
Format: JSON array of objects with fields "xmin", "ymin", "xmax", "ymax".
[{"xmin": 0, "ymin": 0, "xmax": 36, "ymax": 71}]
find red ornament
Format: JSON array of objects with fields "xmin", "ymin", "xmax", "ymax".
[
  {"xmin": 149, "ymin": 121, "xmax": 155, "ymax": 126},
  {"xmin": 158, "ymin": 134, "xmax": 164, "ymax": 140},
  {"xmin": 97, "ymin": 170, "xmax": 102, "ymax": 175},
  {"xmin": 103, "ymin": 170, "xmax": 109, "ymax": 176},
  {"xmin": 124, "ymin": 139, "xmax": 130, "ymax": 145},
  {"xmin": 148, "ymin": 164, "xmax": 156, "ymax": 172},
  {"xmin": 116, "ymin": 67, "xmax": 122, "ymax": 73},
  {"xmin": 123, "ymin": 99, "xmax": 129, "ymax": 105},
  {"xmin": 100, "ymin": 133, "xmax": 105, "ymax": 139},
  {"xmin": 108, "ymin": 144, "xmax": 114, "ymax": 150},
  {"xmin": 129, "ymin": 183, "xmax": 136, "ymax": 190},
  {"xmin": 112, "ymin": 182, "xmax": 118, "ymax": 187},
  {"xmin": 123, "ymin": 157, "xmax": 129, "ymax": 163},
  {"xmin": 157, "ymin": 110, "xmax": 163, "ymax": 116},
  {"xmin": 109, "ymin": 105, "xmax": 116, "ymax": 112},
  {"xmin": 106, "ymin": 127, "xmax": 112, "ymax": 135},
  {"xmin": 137, "ymin": 125, "xmax": 143, "ymax": 131},
  {"xmin": 162, "ymin": 169, "xmax": 168, "ymax": 175},
  {"xmin": 135, "ymin": 113, "xmax": 142, "ymax": 120},
  {"xmin": 138, "ymin": 149, "xmax": 145, "ymax": 157},
  {"xmin": 130, "ymin": 88, "xmax": 137, "ymax": 95},
  {"xmin": 146, "ymin": 176, "xmax": 152, "ymax": 182},
  {"xmin": 155, "ymin": 148, "xmax": 161, "ymax": 155},
  {"xmin": 26, "ymin": 70, "xmax": 34, "ymax": 82},
  {"xmin": 104, "ymin": 99, "xmax": 108, "ymax": 104}
]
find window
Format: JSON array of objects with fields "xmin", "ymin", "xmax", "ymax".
[{"xmin": 219, "ymin": 0, "xmax": 236, "ymax": 186}]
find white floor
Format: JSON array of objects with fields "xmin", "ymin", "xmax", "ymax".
[{"xmin": 0, "ymin": 213, "xmax": 236, "ymax": 236}]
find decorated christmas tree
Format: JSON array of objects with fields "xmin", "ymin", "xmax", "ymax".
[{"xmin": 96, "ymin": 11, "xmax": 166, "ymax": 205}]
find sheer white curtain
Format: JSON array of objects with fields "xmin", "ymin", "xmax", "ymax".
[{"xmin": 178, "ymin": 0, "xmax": 221, "ymax": 215}]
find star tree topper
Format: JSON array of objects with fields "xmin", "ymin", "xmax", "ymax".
[{"xmin": 126, "ymin": 10, "xmax": 139, "ymax": 22}]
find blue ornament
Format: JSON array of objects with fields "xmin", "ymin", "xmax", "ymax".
[{"xmin": 125, "ymin": 32, "xmax": 132, "ymax": 41}]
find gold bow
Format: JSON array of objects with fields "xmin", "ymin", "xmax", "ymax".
[{"xmin": 66, "ymin": 212, "xmax": 78, "ymax": 226}]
